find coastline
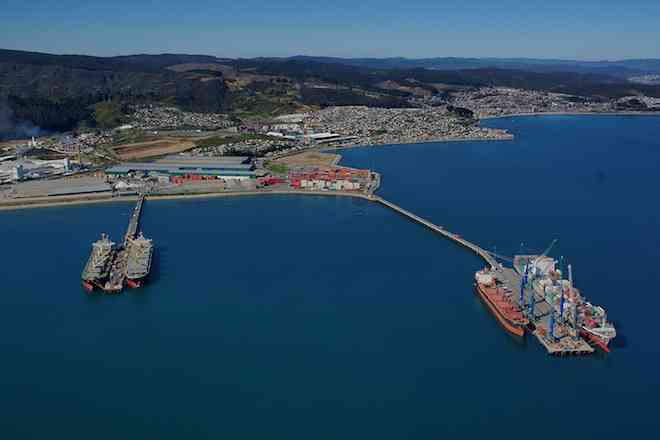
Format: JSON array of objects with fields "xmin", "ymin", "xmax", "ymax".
[
  {"xmin": 320, "ymin": 111, "xmax": 660, "ymax": 151},
  {"xmin": 0, "ymin": 189, "xmax": 373, "ymax": 212},
  {"xmin": 479, "ymin": 110, "xmax": 660, "ymax": 120},
  {"xmin": 326, "ymin": 134, "xmax": 515, "ymax": 151},
  {"xmin": 4, "ymin": 111, "xmax": 658, "ymax": 213}
]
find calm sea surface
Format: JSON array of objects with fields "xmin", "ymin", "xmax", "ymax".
[{"xmin": 1, "ymin": 115, "xmax": 659, "ymax": 438}]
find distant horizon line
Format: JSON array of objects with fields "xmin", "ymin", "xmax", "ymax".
[{"xmin": 2, "ymin": 47, "xmax": 659, "ymax": 63}]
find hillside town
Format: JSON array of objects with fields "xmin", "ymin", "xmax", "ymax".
[
  {"xmin": 449, "ymin": 87, "xmax": 612, "ymax": 118},
  {"xmin": 129, "ymin": 105, "xmax": 233, "ymax": 131},
  {"xmin": 306, "ymin": 106, "xmax": 512, "ymax": 146}
]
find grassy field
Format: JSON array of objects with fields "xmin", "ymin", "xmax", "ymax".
[{"xmin": 265, "ymin": 162, "xmax": 289, "ymax": 174}]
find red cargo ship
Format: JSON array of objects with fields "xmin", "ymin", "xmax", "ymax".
[{"xmin": 475, "ymin": 269, "xmax": 529, "ymax": 337}]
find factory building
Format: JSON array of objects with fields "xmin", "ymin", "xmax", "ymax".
[
  {"xmin": 106, "ymin": 156, "xmax": 256, "ymax": 180},
  {"xmin": 0, "ymin": 158, "xmax": 71, "ymax": 184}
]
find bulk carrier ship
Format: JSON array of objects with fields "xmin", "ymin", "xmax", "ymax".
[
  {"xmin": 81, "ymin": 234, "xmax": 116, "ymax": 292},
  {"xmin": 125, "ymin": 232, "xmax": 154, "ymax": 288},
  {"xmin": 475, "ymin": 269, "xmax": 529, "ymax": 336}
]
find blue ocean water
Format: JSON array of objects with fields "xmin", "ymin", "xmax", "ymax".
[{"xmin": 1, "ymin": 115, "xmax": 659, "ymax": 438}]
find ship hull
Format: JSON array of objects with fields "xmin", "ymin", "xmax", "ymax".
[
  {"xmin": 126, "ymin": 279, "xmax": 142, "ymax": 289},
  {"xmin": 475, "ymin": 282, "xmax": 526, "ymax": 337},
  {"xmin": 580, "ymin": 330, "xmax": 611, "ymax": 353},
  {"xmin": 82, "ymin": 280, "xmax": 95, "ymax": 293}
]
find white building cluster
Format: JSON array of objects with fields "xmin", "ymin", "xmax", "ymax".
[{"xmin": 299, "ymin": 179, "xmax": 361, "ymax": 191}]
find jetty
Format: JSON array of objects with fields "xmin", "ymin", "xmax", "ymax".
[
  {"xmin": 374, "ymin": 195, "xmax": 498, "ymax": 269},
  {"xmin": 124, "ymin": 193, "xmax": 144, "ymax": 243},
  {"xmin": 102, "ymin": 194, "xmax": 146, "ymax": 292},
  {"xmin": 369, "ymin": 194, "xmax": 595, "ymax": 356},
  {"xmin": 82, "ymin": 193, "xmax": 153, "ymax": 294}
]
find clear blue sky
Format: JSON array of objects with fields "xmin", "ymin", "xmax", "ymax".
[{"xmin": 2, "ymin": 0, "xmax": 659, "ymax": 60}]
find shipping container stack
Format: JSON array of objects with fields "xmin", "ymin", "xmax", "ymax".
[{"xmin": 286, "ymin": 167, "xmax": 370, "ymax": 192}]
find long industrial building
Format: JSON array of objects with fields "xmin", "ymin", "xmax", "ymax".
[{"xmin": 106, "ymin": 156, "xmax": 255, "ymax": 180}]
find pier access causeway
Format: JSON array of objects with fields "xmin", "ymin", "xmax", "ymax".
[{"xmin": 373, "ymin": 196, "xmax": 498, "ymax": 268}]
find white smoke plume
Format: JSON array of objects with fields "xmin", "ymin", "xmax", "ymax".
[{"xmin": 0, "ymin": 99, "xmax": 41, "ymax": 140}]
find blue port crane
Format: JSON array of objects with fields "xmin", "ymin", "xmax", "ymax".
[
  {"xmin": 519, "ymin": 264, "xmax": 527, "ymax": 306},
  {"xmin": 528, "ymin": 288, "xmax": 535, "ymax": 320}
]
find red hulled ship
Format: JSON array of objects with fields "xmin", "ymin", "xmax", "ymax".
[{"xmin": 475, "ymin": 269, "xmax": 529, "ymax": 337}]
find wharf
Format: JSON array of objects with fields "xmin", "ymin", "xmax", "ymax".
[
  {"xmin": 494, "ymin": 267, "xmax": 594, "ymax": 355},
  {"xmin": 99, "ymin": 193, "xmax": 147, "ymax": 293},
  {"xmin": 104, "ymin": 249, "xmax": 127, "ymax": 293},
  {"xmin": 370, "ymin": 196, "xmax": 594, "ymax": 356},
  {"xmin": 534, "ymin": 329, "xmax": 594, "ymax": 356},
  {"xmin": 124, "ymin": 193, "xmax": 145, "ymax": 243}
]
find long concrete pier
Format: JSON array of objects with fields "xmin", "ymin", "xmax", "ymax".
[
  {"xmin": 372, "ymin": 195, "xmax": 498, "ymax": 269},
  {"xmin": 104, "ymin": 193, "xmax": 147, "ymax": 292},
  {"xmin": 124, "ymin": 193, "xmax": 145, "ymax": 243}
]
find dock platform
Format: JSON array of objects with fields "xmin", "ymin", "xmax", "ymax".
[
  {"xmin": 533, "ymin": 330, "xmax": 594, "ymax": 356},
  {"xmin": 95, "ymin": 193, "xmax": 147, "ymax": 293}
]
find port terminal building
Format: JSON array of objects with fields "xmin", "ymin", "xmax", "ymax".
[{"xmin": 106, "ymin": 156, "xmax": 255, "ymax": 180}]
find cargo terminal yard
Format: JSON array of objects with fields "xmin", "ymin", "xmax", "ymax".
[{"xmin": 0, "ymin": 151, "xmax": 380, "ymax": 209}]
